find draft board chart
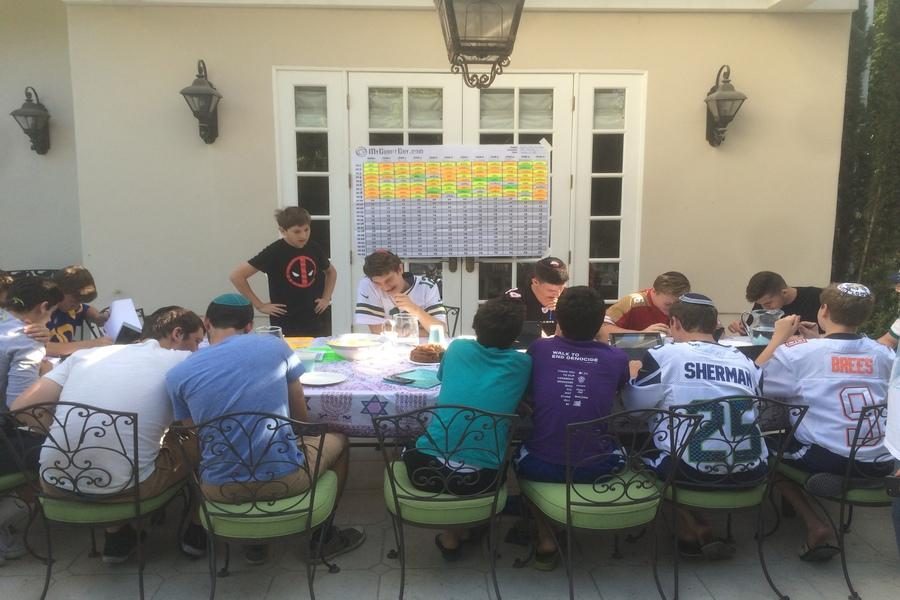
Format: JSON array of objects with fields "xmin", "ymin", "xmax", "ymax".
[{"xmin": 352, "ymin": 145, "xmax": 550, "ymax": 258}]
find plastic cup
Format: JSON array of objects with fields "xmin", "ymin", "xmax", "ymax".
[{"xmin": 296, "ymin": 350, "xmax": 318, "ymax": 373}]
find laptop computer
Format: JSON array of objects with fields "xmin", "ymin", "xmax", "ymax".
[{"xmin": 608, "ymin": 332, "xmax": 665, "ymax": 360}]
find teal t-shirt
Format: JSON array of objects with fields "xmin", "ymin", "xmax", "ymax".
[{"xmin": 416, "ymin": 339, "xmax": 532, "ymax": 469}]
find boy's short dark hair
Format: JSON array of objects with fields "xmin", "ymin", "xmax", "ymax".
[
  {"xmin": 669, "ymin": 293, "xmax": 718, "ymax": 334},
  {"xmin": 652, "ymin": 271, "xmax": 691, "ymax": 296},
  {"xmin": 142, "ymin": 306, "xmax": 205, "ymax": 341},
  {"xmin": 363, "ymin": 249, "xmax": 403, "ymax": 278},
  {"xmin": 205, "ymin": 294, "xmax": 254, "ymax": 330},
  {"xmin": 533, "ymin": 257, "xmax": 569, "ymax": 286},
  {"xmin": 472, "ymin": 298, "xmax": 526, "ymax": 349},
  {"xmin": 745, "ymin": 271, "xmax": 788, "ymax": 302},
  {"xmin": 275, "ymin": 207, "xmax": 311, "ymax": 230},
  {"xmin": 3, "ymin": 277, "xmax": 63, "ymax": 312},
  {"xmin": 556, "ymin": 286, "xmax": 605, "ymax": 341},
  {"xmin": 53, "ymin": 265, "xmax": 98, "ymax": 303},
  {"xmin": 820, "ymin": 283, "xmax": 874, "ymax": 328}
]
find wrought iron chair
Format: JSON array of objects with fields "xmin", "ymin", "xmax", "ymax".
[
  {"xmin": 171, "ymin": 412, "xmax": 339, "ymax": 600},
  {"xmin": 516, "ymin": 409, "xmax": 702, "ymax": 600},
  {"xmin": 443, "ymin": 305, "xmax": 461, "ymax": 337},
  {"xmin": 667, "ymin": 395, "xmax": 807, "ymax": 600},
  {"xmin": 372, "ymin": 405, "xmax": 519, "ymax": 600},
  {"xmin": 0, "ymin": 402, "xmax": 189, "ymax": 600},
  {"xmin": 775, "ymin": 403, "xmax": 892, "ymax": 600}
]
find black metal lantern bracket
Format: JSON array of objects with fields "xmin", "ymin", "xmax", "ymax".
[
  {"xmin": 705, "ymin": 65, "xmax": 747, "ymax": 147},
  {"xmin": 179, "ymin": 59, "xmax": 222, "ymax": 144},
  {"xmin": 10, "ymin": 86, "xmax": 51, "ymax": 155}
]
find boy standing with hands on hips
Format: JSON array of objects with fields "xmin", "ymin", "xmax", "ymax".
[{"xmin": 230, "ymin": 207, "xmax": 337, "ymax": 337}]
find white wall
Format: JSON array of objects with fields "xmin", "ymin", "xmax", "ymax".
[
  {"xmin": 55, "ymin": 6, "xmax": 851, "ymax": 318},
  {"xmin": 0, "ymin": 0, "xmax": 81, "ymax": 271}
]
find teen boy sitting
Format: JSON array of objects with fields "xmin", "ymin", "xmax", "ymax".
[
  {"xmin": 354, "ymin": 249, "xmax": 446, "ymax": 334},
  {"xmin": 514, "ymin": 286, "xmax": 630, "ymax": 570},
  {"xmin": 230, "ymin": 207, "xmax": 337, "ymax": 336},
  {"xmin": 601, "ymin": 271, "xmax": 691, "ymax": 337},
  {"xmin": 166, "ymin": 294, "xmax": 363, "ymax": 566},
  {"xmin": 727, "ymin": 271, "xmax": 823, "ymax": 335},
  {"xmin": 13, "ymin": 306, "xmax": 205, "ymax": 563},
  {"xmin": 46, "ymin": 265, "xmax": 112, "ymax": 357},
  {"xmin": 624, "ymin": 293, "xmax": 763, "ymax": 560},
  {"xmin": 404, "ymin": 297, "xmax": 531, "ymax": 560},
  {"xmin": 503, "ymin": 257, "xmax": 569, "ymax": 323},
  {"xmin": 756, "ymin": 283, "xmax": 895, "ymax": 562}
]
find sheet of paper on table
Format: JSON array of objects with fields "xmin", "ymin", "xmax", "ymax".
[{"xmin": 104, "ymin": 298, "xmax": 142, "ymax": 343}]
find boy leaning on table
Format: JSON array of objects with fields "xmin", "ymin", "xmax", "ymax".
[
  {"xmin": 229, "ymin": 207, "xmax": 337, "ymax": 337},
  {"xmin": 756, "ymin": 283, "xmax": 895, "ymax": 562},
  {"xmin": 165, "ymin": 293, "xmax": 364, "ymax": 567}
]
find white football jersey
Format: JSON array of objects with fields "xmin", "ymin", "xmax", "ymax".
[
  {"xmin": 624, "ymin": 341, "xmax": 764, "ymax": 473},
  {"xmin": 354, "ymin": 274, "xmax": 446, "ymax": 326},
  {"xmin": 762, "ymin": 335, "xmax": 894, "ymax": 462}
]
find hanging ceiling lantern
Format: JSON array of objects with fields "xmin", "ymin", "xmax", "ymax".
[{"xmin": 435, "ymin": 0, "xmax": 525, "ymax": 89}]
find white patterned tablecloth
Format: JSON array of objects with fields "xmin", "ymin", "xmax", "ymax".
[{"xmin": 302, "ymin": 342, "xmax": 440, "ymax": 437}]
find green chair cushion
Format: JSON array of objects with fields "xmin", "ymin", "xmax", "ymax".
[
  {"xmin": 519, "ymin": 471, "xmax": 660, "ymax": 531},
  {"xmin": 666, "ymin": 484, "xmax": 767, "ymax": 509},
  {"xmin": 40, "ymin": 481, "xmax": 183, "ymax": 524},
  {"xmin": 0, "ymin": 472, "xmax": 28, "ymax": 492},
  {"xmin": 777, "ymin": 462, "xmax": 891, "ymax": 505},
  {"xmin": 201, "ymin": 470, "xmax": 337, "ymax": 539},
  {"xmin": 383, "ymin": 461, "xmax": 507, "ymax": 526}
]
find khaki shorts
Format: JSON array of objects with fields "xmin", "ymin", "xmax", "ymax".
[
  {"xmin": 41, "ymin": 429, "xmax": 196, "ymax": 503},
  {"xmin": 201, "ymin": 432, "xmax": 347, "ymax": 503}
]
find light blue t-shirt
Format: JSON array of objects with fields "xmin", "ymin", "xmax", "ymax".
[
  {"xmin": 1, "ymin": 316, "xmax": 46, "ymax": 409},
  {"xmin": 166, "ymin": 333, "xmax": 305, "ymax": 485},
  {"xmin": 416, "ymin": 339, "xmax": 532, "ymax": 470}
]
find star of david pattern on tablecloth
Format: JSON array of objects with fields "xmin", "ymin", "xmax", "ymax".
[{"xmin": 360, "ymin": 395, "xmax": 389, "ymax": 417}]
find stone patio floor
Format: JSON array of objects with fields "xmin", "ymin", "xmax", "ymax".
[{"xmin": 1, "ymin": 449, "xmax": 898, "ymax": 600}]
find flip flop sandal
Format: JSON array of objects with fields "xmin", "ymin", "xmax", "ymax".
[
  {"xmin": 798, "ymin": 542, "xmax": 840, "ymax": 562},
  {"xmin": 434, "ymin": 534, "xmax": 461, "ymax": 562},
  {"xmin": 699, "ymin": 539, "xmax": 736, "ymax": 561}
]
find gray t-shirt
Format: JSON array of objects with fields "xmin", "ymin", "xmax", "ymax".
[{"xmin": 0, "ymin": 317, "xmax": 46, "ymax": 408}]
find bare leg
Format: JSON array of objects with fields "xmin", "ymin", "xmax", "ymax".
[
  {"xmin": 437, "ymin": 527, "xmax": 465, "ymax": 550},
  {"xmin": 532, "ymin": 510, "xmax": 558, "ymax": 554},
  {"xmin": 675, "ymin": 507, "xmax": 714, "ymax": 544},
  {"xmin": 774, "ymin": 476, "xmax": 834, "ymax": 548}
]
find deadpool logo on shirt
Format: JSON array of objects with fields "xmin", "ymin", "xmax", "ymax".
[{"xmin": 285, "ymin": 256, "xmax": 318, "ymax": 288}]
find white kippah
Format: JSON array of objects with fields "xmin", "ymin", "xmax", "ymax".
[
  {"xmin": 837, "ymin": 283, "xmax": 871, "ymax": 298},
  {"xmin": 678, "ymin": 293, "xmax": 715, "ymax": 307}
]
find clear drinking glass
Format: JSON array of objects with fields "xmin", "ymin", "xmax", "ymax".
[{"xmin": 255, "ymin": 325, "xmax": 284, "ymax": 339}]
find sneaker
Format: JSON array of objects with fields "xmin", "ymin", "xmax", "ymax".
[
  {"xmin": 180, "ymin": 523, "xmax": 207, "ymax": 558},
  {"xmin": 243, "ymin": 544, "xmax": 269, "ymax": 566},
  {"xmin": 102, "ymin": 525, "xmax": 145, "ymax": 564},
  {"xmin": 0, "ymin": 528, "xmax": 27, "ymax": 560},
  {"xmin": 804, "ymin": 473, "xmax": 844, "ymax": 498},
  {"xmin": 309, "ymin": 526, "xmax": 366, "ymax": 564}
]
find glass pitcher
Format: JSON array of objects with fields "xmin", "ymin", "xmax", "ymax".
[
  {"xmin": 394, "ymin": 314, "xmax": 420, "ymax": 345},
  {"xmin": 740, "ymin": 309, "xmax": 784, "ymax": 345}
]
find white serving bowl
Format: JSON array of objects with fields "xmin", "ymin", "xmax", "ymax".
[{"xmin": 326, "ymin": 333, "xmax": 384, "ymax": 361}]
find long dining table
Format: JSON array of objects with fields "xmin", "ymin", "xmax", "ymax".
[{"xmin": 299, "ymin": 339, "xmax": 442, "ymax": 437}]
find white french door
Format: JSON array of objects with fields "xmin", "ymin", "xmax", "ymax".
[
  {"xmin": 276, "ymin": 69, "xmax": 646, "ymax": 335},
  {"xmin": 458, "ymin": 75, "xmax": 574, "ymax": 331}
]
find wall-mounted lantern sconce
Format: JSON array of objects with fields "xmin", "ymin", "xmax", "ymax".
[
  {"xmin": 705, "ymin": 65, "xmax": 746, "ymax": 147},
  {"xmin": 180, "ymin": 59, "xmax": 222, "ymax": 144},
  {"xmin": 10, "ymin": 87, "xmax": 51, "ymax": 155},
  {"xmin": 435, "ymin": 0, "xmax": 524, "ymax": 89}
]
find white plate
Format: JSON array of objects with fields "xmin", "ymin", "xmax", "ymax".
[
  {"xmin": 300, "ymin": 372, "xmax": 348, "ymax": 386},
  {"xmin": 408, "ymin": 359, "xmax": 441, "ymax": 367}
]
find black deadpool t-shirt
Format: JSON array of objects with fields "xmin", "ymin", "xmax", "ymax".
[{"xmin": 248, "ymin": 239, "xmax": 331, "ymax": 336}]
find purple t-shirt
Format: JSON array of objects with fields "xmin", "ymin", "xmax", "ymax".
[{"xmin": 525, "ymin": 336, "xmax": 630, "ymax": 465}]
